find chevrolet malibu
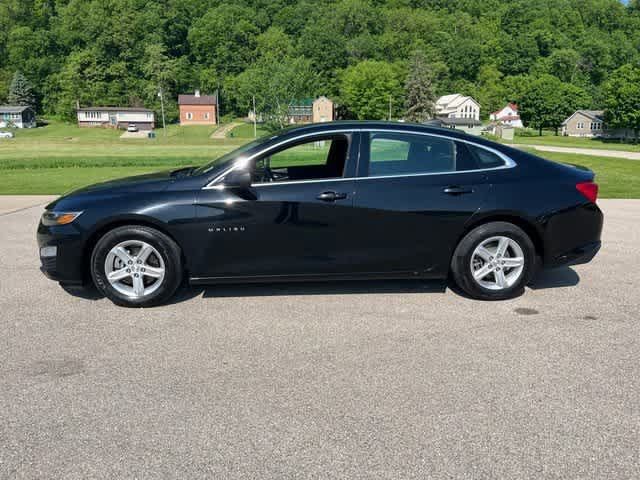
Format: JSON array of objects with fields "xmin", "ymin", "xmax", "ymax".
[{"xmin": 38, "ymin": 121, "xmax": 603, "ymax": 307}]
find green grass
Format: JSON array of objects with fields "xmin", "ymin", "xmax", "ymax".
[
  {"xmin": 1, "ymin": 121, "xmax": 639, "ymax": 197},
  {"xmin": 510, "ymin": 132, "xmax": 640, "ymax": 152},
  {"xmin": 0, "ymin": 120, "xmax": 243, "ymax": 193},
  {"xmin": 524, "ymin": 149, "xmax": 640, "ymax": 198},
  {"xmin": 228, "ymin": 122, "xmax": 269, "ymax": 139}
]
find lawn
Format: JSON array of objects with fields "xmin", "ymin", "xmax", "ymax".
[
  {"xmin": 1, "ymin": 121, "xmax": 639, "ymax": 197},
  {"xmin": 228, "ymin": 122, "xmax": 270, "ymax": 139},
  {"xmin": 510, "ymin": 132, "xmax": 640, "ymax": 152},
  {"xmin": 0, "ymin": 120, "xmax": 243, "ymax": 194}
]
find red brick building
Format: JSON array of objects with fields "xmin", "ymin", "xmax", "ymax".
[{"xmin": 178, "ymin": 91, "xmax": 217, "ymax": 126}]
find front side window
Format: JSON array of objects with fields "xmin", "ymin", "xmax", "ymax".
[
  {"xmin": 368, "ymin": 133, "xmax": 456, "ymax": 176},
  {"xmin": 252, "ymin": 135, "xmax": 349, "ymax": 184}
]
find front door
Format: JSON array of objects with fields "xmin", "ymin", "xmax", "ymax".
[{"xmin": 193, "ymin": 132, "xmax": 361, "ymax": 279}]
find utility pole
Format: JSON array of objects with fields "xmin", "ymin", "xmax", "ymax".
[
  {"xmin": 158, "ymin": 86, "xmax": 167, "ymax": 136},
  {"xmin": 252, "ymin": 95, "xmax": 257, "ymax": 138},
  {"xmin": 388, "ymin": 95, "xmax": 392, "ymax": 121}
]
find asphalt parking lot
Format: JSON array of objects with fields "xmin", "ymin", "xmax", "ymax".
[{"xmin": 1, "ymin": 199, "xmax": 639, "ymax": 479}]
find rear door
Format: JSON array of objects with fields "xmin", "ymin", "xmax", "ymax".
[{"xmin": 349, "ymin": 130, "xmax": 502, "ymax": 277}]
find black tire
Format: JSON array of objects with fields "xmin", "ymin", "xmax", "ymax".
[
  {"xmin": 90, "ymin": 225, "xmax": 183, "ymax": 307},
  {"xmin": 450, "ymin": 221, "xmax": 536, "ymax": 300}
]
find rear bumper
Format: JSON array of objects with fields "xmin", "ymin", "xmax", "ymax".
[
  {"xmin": 542, "ymin": 202, "xmax": 603, "ymax": 268},
  {"xmin": 547, "ymin": 241, "xmax": 601, "ymax": 268}
]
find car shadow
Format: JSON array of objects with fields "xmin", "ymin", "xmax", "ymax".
[
  {"xmin": 59, "ymin": 267, "xmax": 580, "ymax": 305},
  {"xmin": 528, "ymin": 266, "xmax": 580, "ymax": 290}
]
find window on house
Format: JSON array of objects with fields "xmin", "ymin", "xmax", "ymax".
[
  {"xmin": 186, "ymin": 112, "xmax": 193, "ymax": 120},
  {"xmin": 204, "ymin": 112, "xmax": 209, "ymax": 120},
  {"xmin": 577, "ymin": 122, "xmax": 584, "ymax": 129}
]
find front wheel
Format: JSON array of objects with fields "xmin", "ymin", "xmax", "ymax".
[
  {"xmin": 90, "ymin": 225, "xmax": 183, "ymax": 307},
  {"xmin": 450, "ymin": 222, "xmax": 536, "ymax": 300}
]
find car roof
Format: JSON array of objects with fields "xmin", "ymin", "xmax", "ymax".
[{"xmin": 271, "ymin": 120, "xmax": 500, "ymax": 149}]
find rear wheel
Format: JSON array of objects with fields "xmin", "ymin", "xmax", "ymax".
[
  {"xmin": 91, "ymin": 225, "xmax": 182, "ymax": 307},
  {"xmin": 451, "ymin": 222, "xmax": 535, "ymax": 300}
]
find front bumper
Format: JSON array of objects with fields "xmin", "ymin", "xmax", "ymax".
[{"xmin": 37, "ymin": 221, "xmax": 86, "ymax": 285}]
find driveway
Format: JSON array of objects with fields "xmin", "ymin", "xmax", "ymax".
[
  {"xmin": 514, "ymin": 144, "xmax": 640, "ymax": 160},
  {"xmin": 1, "ymin": 200, "xmax": 638, "ymax": 478}
]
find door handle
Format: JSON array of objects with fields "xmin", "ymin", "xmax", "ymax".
[
  {"xmin": 443, "ymin": 186, "xmax": 473, "ymax": 195},
  {"xmin": 317, "ymin": 191, "xmax": 348, "ymax": 202}
]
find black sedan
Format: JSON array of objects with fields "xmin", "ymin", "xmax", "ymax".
[{"xmin": 38, "ymin": 121, "xmax": 603, "ymax": 307}]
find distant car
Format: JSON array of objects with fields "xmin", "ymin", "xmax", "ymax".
[
  {"xmin": 127, "ymin": 124, "xmax": 138, "ymax": 133},
  {"xmin": 37, "ymin": 121, "xmax": 603, "ymax": 307},
  {"xmin": 0, "ymin": 131, "xmax": 15, "ymax": 139}
]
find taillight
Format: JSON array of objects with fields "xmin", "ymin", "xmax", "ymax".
[{"xmin": 576, "ymin": 181, "xmax": 598, "ymax": 203}]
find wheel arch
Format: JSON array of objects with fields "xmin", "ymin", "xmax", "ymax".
[
  {"xmin": 82, "ymin": 215, "xmax": 186, "ymax": 282},
  {"xmin": 457, "ymin": 213, "xmax": 544, "ymax": 260}
]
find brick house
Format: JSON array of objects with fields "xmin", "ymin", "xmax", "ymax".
[
  {"xmin": 178, "ymin": 91, "xmax": 217, "ymax": 126},
  {"xmin": 76, "ymin": 107, "xmax": 155, "ymax": 130}
]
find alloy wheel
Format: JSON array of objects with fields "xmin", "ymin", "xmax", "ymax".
[
  {"xmin": 104, "ymin": 240, "xmax": 165, "ymax": 298},
  {"xmin": 470, "ymin": 236, "xmax": 525, "ymax": 291}
]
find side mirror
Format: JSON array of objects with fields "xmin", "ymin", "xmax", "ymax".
[{"xmin": 223, "ymin": 169, "xmax": 252, "ymax": 190}]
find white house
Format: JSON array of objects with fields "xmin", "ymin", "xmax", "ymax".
[
  {"xmin": 435, "ymin": 94, "xmax": 480, "ymax": 121},
  {"xmin": 490, "ymin": 103, "xmax": 523, "ymax": 128},
  {"xmin": 0, "ymin": 105, "xmax": 36, "ymax": 128},
  {"xmin": 76, "ymin": 107, "xmax": 155, "ymax": 130}
]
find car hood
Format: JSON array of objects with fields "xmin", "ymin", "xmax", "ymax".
[{"xmin": 46, "ymin": 169, "xmax": 176, "ymax": 210}]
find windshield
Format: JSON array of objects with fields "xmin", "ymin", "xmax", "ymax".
[{"xmin": 192, "ymin": 132, "xmax": 278, "ymax": 175}]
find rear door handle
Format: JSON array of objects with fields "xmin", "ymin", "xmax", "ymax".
[
  {"xmin": 443, "ymin": 186, "xmax": 473, "ymax": 195},
  {"xmin": 317, "ymin": 191, "xmax": 348, "ymax": 202}
]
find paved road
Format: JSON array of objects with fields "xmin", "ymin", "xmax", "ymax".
[
  {"xmin": 514, "ymin": 143, "xmax": 640, "ymax": 160},
  {"xmin": 1, "ymin": 200, "xmax": 639, "ymax": 479}
]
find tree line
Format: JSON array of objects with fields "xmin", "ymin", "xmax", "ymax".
[{"xmin": 1, "ymin": 0, "xmax": 640, "ymax": 134}]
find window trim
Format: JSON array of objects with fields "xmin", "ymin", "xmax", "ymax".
[{"xmin": 203, "ymin": 128, "xmax": 516, "ymax": 189}]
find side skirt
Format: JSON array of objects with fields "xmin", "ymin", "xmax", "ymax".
[{"xmin": 189, "ymin": 270, "xmax": 442, "ymax": 285}]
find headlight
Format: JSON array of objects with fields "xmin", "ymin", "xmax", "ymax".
[{"xmin": 41, "ymin": 211, "xmax": 83, "ymax": 226}]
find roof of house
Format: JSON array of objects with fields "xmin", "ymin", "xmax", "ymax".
[
  {"xmin": 178, "ymin": 94, "xmax": 217, "ymax": 105},
  {"xmin": 435, "ymin": 94, "xmax": 480, "ymax": 110},
  {"xmin": 562, "ymin": 110, "xmax": 604, "ymax": 125},
  {"xmin": 491, "ymin": 103, "xmax": 519, "ymax": 116},
  {"xmin": 76, "ymin": 107, "xmax": 154, "ymax": 112},
  {"xmin": 0, "ymin": 105, "xmax": 33, "ymax": 113}
]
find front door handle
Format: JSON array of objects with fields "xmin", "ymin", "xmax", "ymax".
[
  {"xmin": 317, "ymin": 191, "xmax": 348, "ymax": 202},
  {"xmin": 443, "ymin": 186, "xmax": 473, "ymax": 195}
]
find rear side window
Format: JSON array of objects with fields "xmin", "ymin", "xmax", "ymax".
[
  {"xmin": 457, "ymin": 142, "xmax": 506, "ymax": 170},
  {"xmin": 368, "ymin": 133, "xmax": 455, "ymax": 176}
]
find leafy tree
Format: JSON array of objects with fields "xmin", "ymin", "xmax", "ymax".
[
  {"xmin": 188, "ymin": 4, "xmax": 259, "ymax": 76},
  {"xmin": 227, "ymin": 56, "xmax": 320, "ymax": 129},
  {"xmin": 601, "ymin": 64, "xmax": 640, "ymax": 137},
  {"xmin": 340, "ymin": 60, "xmax": 404, "ymax": 120},
  {"xmin": 404, "ymin": 50, "xmax": 437, "ymax": 122},
  {"xmin": 7, "ymin": 71, "xmax": 36, "ymax": 108},
  {"xmin": 518, "ymin": 74, "xmax": 590, "ymax": 135}
]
